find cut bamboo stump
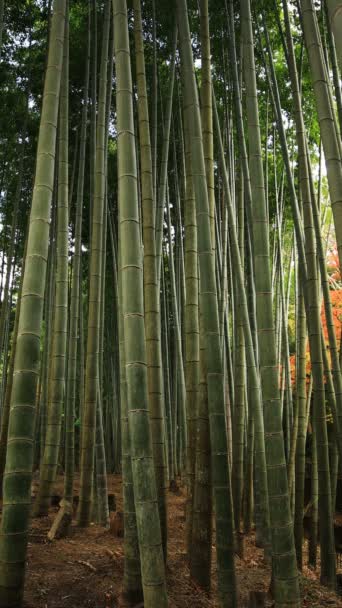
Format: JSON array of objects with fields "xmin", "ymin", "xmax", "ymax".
[
  {"xmin": 247, "ymin": 591, "xmax": 266, "ymax": 607},
  {"xmin": 48, "ymin": 499, "xmax": 72, "ymax": 540},
  {"xmin": 109, "ymin": 511, "xmax": 124, "ymax": 537}
]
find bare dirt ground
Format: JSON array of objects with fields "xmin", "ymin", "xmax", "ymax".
[{"xmin": 19, "ymin": 474, "xmax": 342, "ymax": 607}]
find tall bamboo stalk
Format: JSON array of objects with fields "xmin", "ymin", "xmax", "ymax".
[
  {"xmin": 265, "ymin": 8, "xmax": 337, "ymax": 585},
  {"xmin": 113, "ymin": 0, "xmax": 168, "ymax": 604},
  {"xmin": 34, "ymin": 5, "xmax": 69, "ymax": 516},
  {"xmin": 241, "ymin": 5, "xmax": 300, "ymax": 603},
  {"xmin": 133, "ymin": 0, "xmax": 167, "ymax": 552},
  {"xmin": 177, "ymin": 1, "xmax": 237, "ymax": 604},
  {"xmin": 64, "ymin": 2, "xmax": 90, "ymax": 505},
  {"xmin": 78, "ymin": 0, "xmax": 111, "ymax": 526},
  {"xmin": 0, "ymin": 1, "xmax": 66, "ymax": 603},
  {"xmin": 325, "ymin": 0, "xmax": 342, "ymax": 73},
  {"xmin": 300, "ymin": 0, "xmax": 342, "ymax": 270}
]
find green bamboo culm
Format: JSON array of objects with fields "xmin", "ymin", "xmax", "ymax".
[
  {"xmin": 187, "ymin": 0, "xmax": 214, "ymax": 579},
  {"xmin": 241, "ymin": 2, "xmax": 301, "ymax": 605},
  {"xmin": 0, "ymin": 0, "xmax": 66, "ymax": 604},
  {"xmin": 183, "ymin": 100, "xmax": 203, "ymax": 571},
  {"xmin": 40, "ymin": 191, "xmax": 57, "ymax": 462},
  {"xmin": 226, "ymin": 0, "xmax": 271, "ymax": 552},
  {"xmin": 200, "ymin": 0, "xmax": 215, "ymax": 250},
  {"xmin": 0, "ymin": 234, "xmax": 27, "ymax": 496},
  {"xmin": 300, "ymin": 0, "xmax": 342, "ymax": 270},
  {"xmin": 176, "ymin": 0, "xmax": 237, "ymax": 605},
  {"xmin": 279, "ymin": 0, "xmax": 336, "ymax": 577},
  {"xmin": 212, "ymin": 91, "xmax": 271, "ymax": 607},
  {"xmin": 64, "ymin": 1, "xmax": 90, "ymax": 506},
  {"xmin": 323, "ymin": 0, "xmax": 342, "ymax": 137},
  {"xmin": 112, "ymin": 0, "xmax": 168, "ymax": 605},
  {"xmin": 232, "ymin": 166, "xmax": 247, "ymax": 557},
  {"xmin": 262, "ymin": 10, "xmax": 337, "ymax": 588},
  {"xmin": 78, "ymin": 0, "xmax": 111, "ymax": 527},
  {"xmin": 155, "ymin": 35, "xmax": 176, "ymax": 288},
  {"xmin": 325, "ymin": 0, "xmax": 342, "ymax": 73},
  {"xmin": 182, "ymin": 45, "xmax": 212, "ymax": 586},
  {"xmin": 34, "ymin": 3, "xmax": 69, "ymax": 517},
  {"xmin": 94, "ymin": 25, "xmax": 114, "ymax": 527},
  {"xmin": 0, "ymin": 134, "xmax": 24, "ymax": 362},
  {"xmin": 108, "ymin": 133, "xmax": 142, "ymax": 605},
  {"xmin": 108, "ymin": 147, "xmax": 143, "ymax": 598},
  {"xmin": 133, "ymin": 0, "xmax": 168, "ymax": 554},
  {"xmin": 0, "ymin": 0, "xmax": 5, "ymax": 60},
  {"xmin": 118, "ymin": 250, "xmax": 143, "ymax": 605},
  {"xmin": 294, "ymin": 280, "xmax": 307, "ymax": 569},
  {"xmin": 0, "ymin": 161, "xmax": 27, "ymax": 494}
]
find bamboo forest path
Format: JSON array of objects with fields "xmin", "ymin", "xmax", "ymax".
[{"xmin": 5, "ymin": 475, "xmax": 340, "ymax": 608}]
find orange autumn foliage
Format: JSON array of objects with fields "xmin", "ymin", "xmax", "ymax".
[
  {"xmin": 327, "ymin": 245, "xmax": 341, "ymax": 282},
  {"xmin": 290, "ymin": 289, "xmax": 342, "ymax": 386}
]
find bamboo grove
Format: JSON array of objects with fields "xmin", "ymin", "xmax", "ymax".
[{"xmin": 0, "ymin": 0, "xmax": 342, "ymax": 606}]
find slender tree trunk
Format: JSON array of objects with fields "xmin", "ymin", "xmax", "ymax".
[
  {"xmin": 94, "ymin": 378, "xmax": 109, "ymax": 525},
  {"xmin": 113, "ymin": 0, "xmax": 168, "ymax": 605},
  {"xmin": 213, "ymin": 93, "xmax": 274, "ymax": 605},
  {"xmin": 266, "ymin": 7, "xmax": 337, "ymax": 586},
  {"xmin": 232, "ymin": 163, "xmax": 246, "ymax": 557},
  {"xmin": 183, "ymin": 105, "xmax": 201, "ymax": 564},
  {"xmin": 177, "ymin": 2, "xmax": 237, "ymax": 604},
  {"xmin": 226, "ymin": 0, "xmax": 270, "ymax": 551},
  {"xmin": 118, "ymin": 242, "xmax": 143, "ymax": 606},
  {"xmin": 0, "ymin": 236, "xmax": 27, "ymax": 496},
  {"xmin": 0, "ymin": 1, "xmax": 65, "ymax": 603},
  {"xmin": 300, "ymin": 0, "xmax": 342, "ymax": 270},
  {"xmin": 0, "ymin": 141, "xmax": 24, "ymax": 360},
  {"xmin": 241, "ymin": 5, "xmax": 300, "ymax": 604},
  {"xmin": 155, "ymin": 34, "xmax": 176, "ymax": 287},
  {"xmin": 325, "ymin": 0, "xmax": 342, "ymax": 73},
  {"xmin": 151, "ymin": 0, "xmax": 157, "ymax": 200},
  {"xmin": 34, "ymin": 5, "xmax": 69, "ymax": 516},
  {"xmin": 89, "ymin": 0, "xmax": 97, "ymax": 242},
  {"xmin": 166, "ymin": 180, "xmax": 187, "ymax": 470},
  {"xmin": 40, "ymin": 193, "xmax": 57, "ymax": 463},
  {"xmin": 324, "ymin": 0, "xmax": 342, "ymax": 136},
  {"xmin": 78, "ymin": 0, "xmax": 111, "ymax": 526},
  {"xmin": 64, "ymin": 2, "xmax": 90, "ymax": 505},
  {"xmin": 309, "ymin": 418, "xmax": 318, "ymax": 568},
  {"xmin": 0, "ymin": 0, "xmax": 5, "ymax": 60},
  {"xmin": 189, "ymin": 153, "xmax": 212, "ymax": 584},
  {"xmin": 200, "ymin": 0, "xmax": 215, "ymax": 250},
  {"xmin": 294, "ymin": 279, "xmax": 307, "ymax": 569},
  {"xmin": 161, "ymin": 263, "xmax": 174, "ymax": 482},
  {"xmin": 133, "ymin": 0, "xmax": 167, "ymax": 553}
]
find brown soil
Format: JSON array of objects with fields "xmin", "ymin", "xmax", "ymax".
[{"xmin": 20, "ymin": 474, "xmax": 342, "ymax": 608}]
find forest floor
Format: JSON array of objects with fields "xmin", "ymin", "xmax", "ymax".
[{"xmin": 19, "ymin": 474, "xmax": 342, "ymax": 608}]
